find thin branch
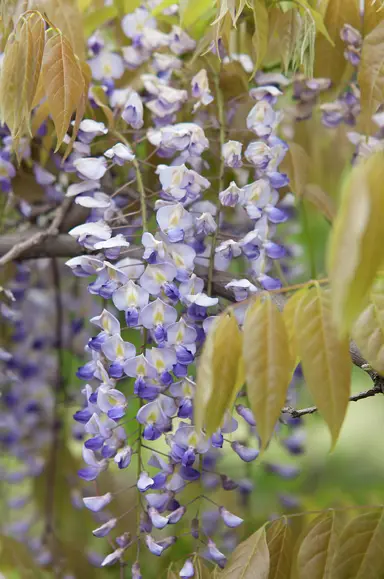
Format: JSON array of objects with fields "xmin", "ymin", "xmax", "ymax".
[
  {"xmin": 0, "ymin": 198, "xmax": 72, "ymax": 267},
  {"xmin": 281, "ymin": 383, "xmax": 384, "ymax": 418}
]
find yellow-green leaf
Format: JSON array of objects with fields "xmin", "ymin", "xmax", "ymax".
[
  {"xmin": 0, "ymin": 30, "xmax": 23, "ymax": 137},
  {"xmin": 296, "ymin": 285, "xmax": 351, "ymax": 447},
  {"xmin": 352, "ymin": 289, "xmax": 384, "ymax": 375},
  {"xmin": 296, "ymin": 511, "xmax": 339, "ymax": 579},
  {"xmin": 328, "ymin": 152, "xmax": 384, "ymax": 336},
  {"xmin": 63, "ymin": 59, "xmax": 91, "ymax": 160},
  {"xmin": 152, "ymin": 0, "xmax": 177, "ymax": 16},
  {"xmin": 221, "ymin": 524, "xmax": 270, "ymax": 579},
  {"xmin": 3, "ymin": 12, "xmax": 46, "ymax": 146},
  {"xmin": 181, "ymin": 0, "xmax": 215, "ymax": 34},
  {"xmin": 314, "ymin": 0, "xmax": 360, "ymax": 85},
  {"xmin": 195, "ymin": 557, "xmax": 212, "ymax": 578},
  {"xmin": 25, "ymin": 13, "xmax": 45, "ymax": 112},
  {"xmin": 41, "ymin": 0, "xmax": 85, "ymax": 59},
  {"xmin": 284, "ymin": 141, "xmax": 310, "ymax": 198},
  {"xmin": 363, "ymin": 0, "xmax": 384, "ymax": 36},
  {"xmin": 195, "ymin": 310, "xmax": 243, "ymax": 436},
  {"xmin": 42, "ymin": 29, "xmax": 84, "ymax": 149},
  {"xmin": 31, "ymin": 99, "xmax": 51, "ymax": 136},
  {"xmin": 295, "ymin": 0, "xmax": 334, "ymax": 45},
  {"xmin": 303, "ymin": 183, "xmax": 336, "ymax": 223},
  {"xmin": 283, "ymin": 288, "xmax": 309, "ymax": 364},
  {"xmin": 243, "ymin": 295, "xmax": 293, "ymax": 450},
  {"xmin": 266, "ymin": 517, "xmax": 292, "ymax": 579},
  {"xmin": 251, "ymin": 0, "xmax": 269, "ymax": 73},
  {"xmin": 359, "ymin": 19, "xmax": 384, "ymax": 129},
  {"xmin": 207, "ymin": 312, "xmax": 243, "ymax": 433},
  {"xmin": 274, "ymin": 8, "xmax": 298, "ymax": 73},
  {"xmin": 90, "ymin": 85, "xmax": 115, "ymax": 128},
  {"xmin": 330, "ymin": 508, "xmax": 384, "ymax": 579},
  {"xmin": 0, "ymin": 534, "xmax": 44, "ymax": 576}
]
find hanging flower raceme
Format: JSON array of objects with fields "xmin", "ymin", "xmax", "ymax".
[{"xmin": 62, "ymin": 4, "xmax": 302, "ymax": 571}]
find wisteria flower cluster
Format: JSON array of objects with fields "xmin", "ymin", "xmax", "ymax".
[{"xmin": 58, "ymin": 3, "xmax": 305, "ymax": 574}]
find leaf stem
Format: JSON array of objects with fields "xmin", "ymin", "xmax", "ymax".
[
  {"xmin": 299, "ymin": 199, "xmax": 317, "ymax": 279},
  {"xmin": 111, "ymin": 129, "xmax": 148, "ymax": 233},
  {"xmin": 134, "ymin": 138, "xmax": 149, "ymax": 563},
  {"xmin": 133, "ymin": 158, "xmax": 148, "ymax": 233}
]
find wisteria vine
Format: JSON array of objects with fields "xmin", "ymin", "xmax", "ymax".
[{"xmin": 1, "ymin": 3, "xmax": 374, "ymax": 577}]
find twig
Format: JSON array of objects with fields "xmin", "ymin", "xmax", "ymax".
[
  {"xmin": 0, "ymin": 198, "xmax": 72, "ymax": 267},
  {"xmin": 281, "ymin": 384, "xmax": 384, "ymax": 418}
]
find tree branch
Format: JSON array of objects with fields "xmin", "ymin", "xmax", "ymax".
[
  {"xmin": 0, "ymin": 228, "xmax": 383, "ymax": 395},
  {"xmin": 0, "ymin": 198, "xmax": 72, "ymax": 267}
]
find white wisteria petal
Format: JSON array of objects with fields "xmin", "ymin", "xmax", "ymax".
[
  {"xmin": 66, "ymin": 180, "xmax": 101, "ymax": 197},
  {"xmin": 73, "ymin": 157, "xmax": 108, "ymax": 180}
]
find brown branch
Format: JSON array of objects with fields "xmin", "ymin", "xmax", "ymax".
[
  {"xmin": 282, "ymin": 383, "xmax": 384, "ymax": 418},
  {"xmin": 0, "ymin": 198, "xmax": 72, "ymax": 267},
  {"xmin": 0, "ymin": 232, "xmax": 83, "ymax": 260},
  {"xmin": 0, "ymin": 228, "xmax": 383, "ymax": 395}
]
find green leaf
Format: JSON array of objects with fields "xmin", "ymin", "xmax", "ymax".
[
  {"xmin": 152, "ymin": 0, "xmax": 178, "ymax": 16},
  {"xmin": 330, "ymin": 508, "xmax": 384, "ymax": 579},
  {"xmin": 352, "ymin": 285, "xmax": 384, "ymax": 375},
  {"xmin": 181, "ymin": 0, "xmax": 215, "ymax": 32},
  {"xmin": 42, "ymin": 29, "xmax": 84, "ymax": 149},
  {"xmin": 359, "ymin": 19, "xmax": 384, "ymax": 130},
  {"xmin": 221, "ymin": 524, "xmax": 270, "ymax": 579},
  {"xmin": 114, "ymin": 0, "xmax": 132, "ymax": 16},
  {"xmin": 266, "ymin": 517, "xmax": 293, "ymax": 579},
  {"xmin": 296, "ymin": 285, "xmax": 351, "ymax": 448},
  {"xmin": 0, "ymin": 535, "xmax": 44, "ymax": 577},
  {"xmin": 328, "ymin": 152, "xmax": 384, "ymax": 336},
  {"xmin": 296, "ymin": 511, "xmax": 339, "ymax": 579},
  {"xmin": 295, "ymin": 0, "xmax": 334, "ymax": 45},
  {"xmin": 251, "ymin": 0, "xmax": 269, "ymax": 73},
  {"xmin": 243, "ymin": 294, "xmax": 293, "ymax": 450},
  {"xmin": 84, "ymin": 5, "xmax": 118, "ymax": 36},
  {"xmin": 195, "ymin": 310, "xmax": 243, "ymax": 435}
]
